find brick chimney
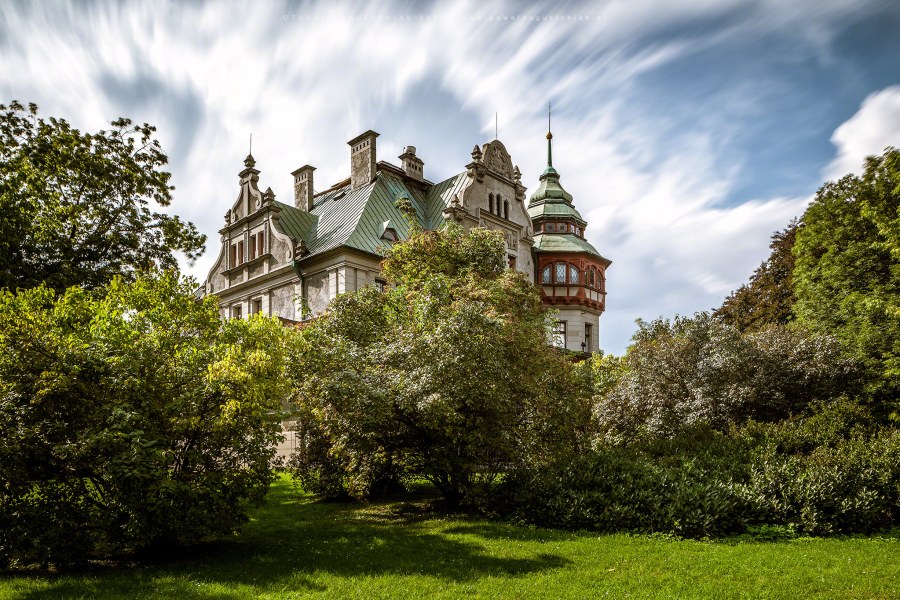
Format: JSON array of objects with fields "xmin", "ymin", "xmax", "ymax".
[
  {"xmin": 399, "ymin": 146, "xmax": 424, "ymax": 181},
  {"xmin": 291, "ymin": 165, "xmax": 315, "ymax": 211},
  {"xmin": 348, "ymin": 130, "xmax": 379, "ymax": 190}
]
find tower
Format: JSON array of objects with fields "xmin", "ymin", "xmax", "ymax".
[{"xmin": 529, "ymin": 113, "xmax": 611, "ymax": 352}]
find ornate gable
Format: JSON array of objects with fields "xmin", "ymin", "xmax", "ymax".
[{"xmin": 481, "ymin": 140, "xmax": 514, "ymax": 181}]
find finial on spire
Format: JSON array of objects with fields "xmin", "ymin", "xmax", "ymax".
[
  {"xmin": 546, "ymin": 102, "xmax": 553, "ymax": 167},
  {"xmin": 243, "ymin": 133, "xmax": 256, "ymax": 168}
]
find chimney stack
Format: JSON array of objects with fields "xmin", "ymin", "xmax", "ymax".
[
  {"xmin": 291, "ymin": 165, "xmax": 316, "ymax": 211},
  {"xmin": 348, "ymin": 130, "xmax": 379, "ymax": 190},
  {"xmin": 399, "ymin": 146, "xmax": 424, "ymax": 181}
]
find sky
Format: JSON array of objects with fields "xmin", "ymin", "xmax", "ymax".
[{"xmin": 2, "ymin": 0, "xmax": 900, "ymax": 354}]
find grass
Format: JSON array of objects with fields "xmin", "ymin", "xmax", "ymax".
[{"xmin": 1, "ymin": 474, "xmax": 898, "ymax": 599}]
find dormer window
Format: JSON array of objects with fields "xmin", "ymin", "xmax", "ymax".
[{"xmin": 381, "ymin": 228, "xmax": 399, "ymax": 243}]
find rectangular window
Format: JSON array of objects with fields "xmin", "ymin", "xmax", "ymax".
[
  {"xmin": 584, "ymin": 323, "xmax": 593, "ymax": 353},
  {"xmin": 238, "ymin": 241, "xmax": 244, "ymax": 265},
  {"xmin": 251, "ymin": 298, "xmax": 262, "ymax": 315},
  {"xmin": 249, "ymin": 234, "xmax": 257, "ymax": 260},
  {"xmin": 546, "ymin": 223, "xmax": 555, "ymax": 233},
  {"xmin": 555, "ymin": 262, "xmax": 566, "ymax": 283},
  {"xmin": 258, "ymin": 231, "xmax": 264, "ymax": 257},
  {"xmin": 230, "ymin": 244, "xmax": 237, "ymax": 268},
  {"xmin": 374, "ymin": 279, "xmax": 386, "ymax": 293},
  {"xmin": 231, "ymin": 305, "xmax": 242, "ymax": 320},
  {"xmin": 552, "ymin": 320, "xmax": 567, "ymax": 349},
  {"xmin": 508, "ymin": 255, "xmax": 516, "ymax": 270}
]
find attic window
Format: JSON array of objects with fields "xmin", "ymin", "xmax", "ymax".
[
  {"xmin": 381, "ymin": 228, "xmax": 399, "ymax": 243},
  {"xmin": 333, "ymin": 191, "xmax": 346, "ymax": 201}
]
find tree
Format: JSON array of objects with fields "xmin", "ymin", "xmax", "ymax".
[
  {"xmin": 715, "ymin": 221, "xmax": 799, "ymax": 332},
  {"xmin": 289, "ymin": 223, "xmax": 588, "ymax": 506},
  {"xmin": 0, "ymin": 271, "xmax": 288, "ymax": 568},
  {"xmin": 0, "ymin": 101, "xmax": 205, "ymax": 292},
  {"xmin": 593, "ymin": 313, "xmax": 858, "ymax": 442},
  {"xmin": 792, "ymin": 147, "xmax": 900, "ymax": 410}
]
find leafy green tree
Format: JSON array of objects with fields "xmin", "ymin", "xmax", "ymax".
[
  {"xmin": 793, "ymin": 147, "xmax": 900, "ymax": 410},
  {"xmin": 0, "ymin": 271, "xmax": 288, "ymax": 568},
  {"xmin": 594, "ymin": 313, "xmax": 858, "ymax": 442},
  {"xmin": 0, "ymin": 101, "xmax": 205, "ymax": 292},
  {"xmin": 716, "ymin": 221, "xmax": 799, "ymax": 332},
  {"xmin": 289, "ymin": 223, "xmax": 587, "ymax": 506}
]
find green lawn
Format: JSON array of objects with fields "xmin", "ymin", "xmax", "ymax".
[{"xmin": 1, "ymin": 474, "xmax": 898, "ymax": 599}]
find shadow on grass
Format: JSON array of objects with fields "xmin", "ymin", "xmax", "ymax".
[{"xmin": 3, "ymin": 476, "xmax": 570, "ymax": 599}]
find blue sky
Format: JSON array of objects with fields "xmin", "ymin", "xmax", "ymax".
[{"xmin": 2, "ymin": 0, "xmax": 900, "ymax": 354}]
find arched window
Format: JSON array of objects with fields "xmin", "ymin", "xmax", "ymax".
[
  {"xmin": 569, "ymin": 265, "xmax": 579, "ymax": 284},
  {"xmin": 555, "ymin": 262, "xmax": 566, "ymax": 283},
  {"xmin": 504, "ymin": 200, "xmax": 509, "ymax": 219},
  {"xmin": 488, "ymin": 193, "xmax": 494, "ymax": 214},
  {"xmin": 542, "ymin": 265, "xmax": 551, "ymax": 284}
]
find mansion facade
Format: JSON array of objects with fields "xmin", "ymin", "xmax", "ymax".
[{"xmin": 203, "ymin": 127, "xmax": 610, "ymax": 352}]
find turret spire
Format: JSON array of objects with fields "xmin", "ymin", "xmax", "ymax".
[{"xmin": 546, "ymin": 102, "xmax": 553, "ymax": 167}]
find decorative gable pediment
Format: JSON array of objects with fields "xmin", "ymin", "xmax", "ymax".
[{"xmin": 481, "ymin": 140, "xmax": 514, "ymax": 180}]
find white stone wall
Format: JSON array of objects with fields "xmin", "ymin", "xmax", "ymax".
[
  {"xmin": 269, "ymin": 284, "xmax": 297, "ymax": 320},
  {"xmin": 553, "ymin": 308, "xmax": 601, "ymax": 353},
  {"xmin": 305, "ymin": 270, "xmax": 331, "ymax": 316}
]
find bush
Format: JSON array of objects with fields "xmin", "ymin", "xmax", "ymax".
[
  {"xmin": 735, "ymin": 402, "xmax": 900, "ymax": 534},
  {"xmin": 496, "ymin": 402, "xmax": 900, "ymax": 537},
  {"xmin": 0, "ymin": 272, "xmax": 289, "ymax": 568},
  {"xmin": 494, "ymin": 433, "xmax": 752, "ymax": 538},
  {"xmin": 594, "ymin": 314, "xmax": 859, "ymax": 442}
]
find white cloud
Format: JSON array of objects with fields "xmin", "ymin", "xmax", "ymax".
[{"xmin": 825, "ymin": 86, "xmax": 900, "ymax": 179}]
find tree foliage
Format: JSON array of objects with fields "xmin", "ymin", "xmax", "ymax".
[
  {"xmin": 716, "ymin": 221, "xmax": 799, "ymax": 332},
  {"xmin": 0, "ymin": 101, "xmax": 205, "ymax": 292},
  {"xmin": 289, "ymin": 223, "xmax": 588, "ymax": 506},
  {"xmin": 594, "ymin": 313, "xmax": 858, "ymax": 442},
  {"xmin": 0, "ymin": 272, "xmax": 288, "ymax": 568},
  {"xmin": 793, "ymin": 147, "xmax": 900, "ymax": 408}
]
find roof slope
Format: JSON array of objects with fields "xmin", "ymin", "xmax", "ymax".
[
  {"xmin": 533, "ymin": 233, "xmax": 611, "ymax": 265},
  {"xmin": 273, "ymin": 167, "xmax": 464, "ymax": 260}
]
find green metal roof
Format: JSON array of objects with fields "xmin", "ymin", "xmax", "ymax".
[
  {"xmin": 533, "ymin": 233, "xmax": 611, "ymax": 264},
  {"xmin": 527, "ymin": 163, "xmax": 586, "ymax": 224},
  {"xmin": 273, "ymin": 200, "xmax": 317, "ymax": 241},
  {"xmin": 272, "ymin": 167, "xmax": 464, "ymax": 261},
  {"xmin": 423, "ymin": 172, "xmax": 468, "ymax": 229}
]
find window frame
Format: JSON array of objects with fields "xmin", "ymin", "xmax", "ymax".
[
  {"xmin": 555, "ymin": 262, "xmax": 566, "ymax": 283},
  {"xmin": 552, "ymin": 320, "xmax": 567, "ymax": 349}
]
